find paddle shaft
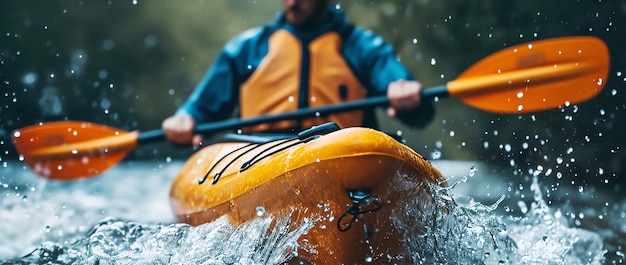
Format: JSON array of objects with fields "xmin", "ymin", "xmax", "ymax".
[{"xmin": 137, "ymin": 85, "xmax": 449, "ymax": 144}]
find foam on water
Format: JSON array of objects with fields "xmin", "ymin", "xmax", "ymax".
[{"xmin": 0, "ymin": 160, "xmax": 616, "ymax": 264}]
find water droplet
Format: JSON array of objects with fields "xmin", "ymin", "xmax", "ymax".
[
  {"xmin": 255, "ymin": 206, "xmax": 265, "ymax": 216},
  {"xmin": 430, "ymin": 58, "xmax": 437, "ymax": 65},
  {"xmin": 102, "ymin": 39, "xmax": 116, "ymax": 51},
  {"xmin": 144, "ymin": 35, "xmax": 157, "ymax": 48},
  {"xmin": 21, "ymin": 72, "xmax": 38, "ymax": 86},
  {"xmin": 469, "ymin": 166, "xmax": 478, "ymax": 176},
  {"xmin": 556, "ymin": 157, "xmax": 563, "ymax": 164}
]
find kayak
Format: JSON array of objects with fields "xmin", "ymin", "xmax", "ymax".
[{"xmin": 169, "ymin": 123, "xmax": 445, "ymax": 264}]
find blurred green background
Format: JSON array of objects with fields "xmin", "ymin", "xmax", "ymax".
[{"xmin": 1, "ymin": 0, "xmax": 624, "ymax": 191}]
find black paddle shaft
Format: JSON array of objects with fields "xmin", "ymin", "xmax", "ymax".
[{"xmin": 137, "ymin": 86, "xmax": 449, "ymax": 144}]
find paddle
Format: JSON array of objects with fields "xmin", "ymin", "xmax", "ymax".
[{"xmin": 12, "ymin": 36, "xmax": 609, "ymax": 181}]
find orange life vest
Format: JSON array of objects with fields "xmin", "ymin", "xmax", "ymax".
[{"xmin": 239, "ymin": 29, "xmax": 366, "ymax": 132}]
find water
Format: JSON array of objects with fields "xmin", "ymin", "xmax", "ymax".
[{"xmin": 0, "ymin": 160, "xmax": 623, "ymax": 264}]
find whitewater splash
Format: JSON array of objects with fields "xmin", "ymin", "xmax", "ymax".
[
  {"xmin": 14, "ymin": 215, "xmax": 312, "ymax": 265},
  {"xmin": 0, "ymin": 161, "xmax": 610, "ymax": 264},
  {"xmin": 403, "ymin": 175, "xmax": 606, "ymax": 264}
]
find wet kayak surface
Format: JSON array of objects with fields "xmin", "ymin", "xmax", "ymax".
[{"xmin": 0, "ymin": 159, "xmax": 623, "ymax": 264}]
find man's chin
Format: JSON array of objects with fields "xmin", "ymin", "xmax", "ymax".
[{"xmin": 285, "ymin": 15, "xmax": 306, "ymax": 25}]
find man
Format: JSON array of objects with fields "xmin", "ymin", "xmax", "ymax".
[{"xmin": 163, "ymin": 0, "xmax": 434, "ymax": 146}]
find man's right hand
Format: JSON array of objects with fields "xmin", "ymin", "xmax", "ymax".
[{"xmin": 162, "ymin": 114, "xmax": 203, "ymax": 147}]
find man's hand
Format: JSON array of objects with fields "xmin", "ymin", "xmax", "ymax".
[
  {"xmin": 162, "ymin": 114, "xmax": 203, "ymax": 147},
  {"xmin": 386, "ymin": 80, "xmax": 423, "ymax": 118}
]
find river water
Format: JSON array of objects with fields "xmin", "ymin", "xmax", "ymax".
[{"xmin": 0, "ymin": 158, "xmax": 623, "ymax": 264}]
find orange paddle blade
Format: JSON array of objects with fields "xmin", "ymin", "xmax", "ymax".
[
  {"xmin": 447, "ymin": 36, "xmax": 609, "ymax": 113},
  {"xmin": 12, "ymin": 121, "xmax": 138, "ymax": 181}
]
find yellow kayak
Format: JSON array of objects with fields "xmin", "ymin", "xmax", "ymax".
[{"xmin": 169, "ymin": 124, "xmax": 445, "ymax": 264}]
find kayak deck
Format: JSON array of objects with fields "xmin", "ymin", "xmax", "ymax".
[{"xmin": 170, "ymin": 126, "xmax": 445, "ymax": 263}]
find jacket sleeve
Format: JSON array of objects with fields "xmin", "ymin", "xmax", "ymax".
[
  {"xmin": 177, "ymin": 50, "xmax": 238, "ymax": 123},
  {"xmin": 177, "ymin": 27, "xmax": 266, "ymax": 123},
  {"xmin": 344, "ymin": 28, "xmax": 435, "ymax": 128}
]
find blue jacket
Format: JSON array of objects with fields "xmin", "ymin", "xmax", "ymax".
[{"xmin": 178, "ymin": 7, "xmax": 434, "ymax": 131}]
